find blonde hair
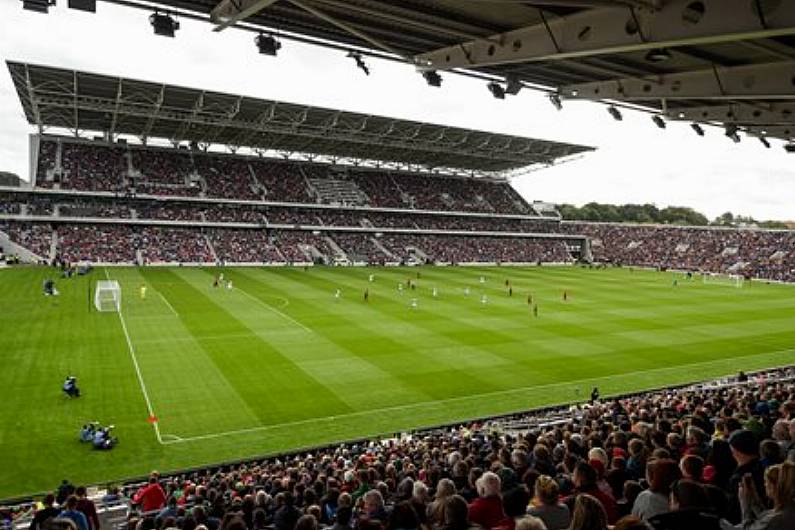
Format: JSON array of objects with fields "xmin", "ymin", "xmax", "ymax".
[
  {"xmin": 772, "ymin": 461, "xmax": 795, "ymax": 511},
  {"xmin": 569, "ymin": 494, "xmax": 607, "ymax": 530},
  {"xmin": 534, "ymin": 475, "xmax": 559, "ymax": 506}
]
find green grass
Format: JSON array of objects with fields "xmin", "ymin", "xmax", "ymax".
[{"xmin": 1, "ymin": 265, "xmax": 794, "ymax": 500}]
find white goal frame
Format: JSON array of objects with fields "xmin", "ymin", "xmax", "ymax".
[
  {"xmin": 95, "ymin": 280, "xmax": 122, "ymax": 312},
  {"xmin": 702, "ymin": 272, "xmax": 744, "ymax": 288}
]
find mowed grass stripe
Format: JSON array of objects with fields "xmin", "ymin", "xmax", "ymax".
[
  {"xmin": 107, "ymin": 268, "xmax": 262, "ymax": 437},
  {"xmin": 0, "ymin": 269, "xmax": 161, "ymax": 497},
  {"xmin": 138, "ymin": 268, "xmax": 352, "ymax": 427},
  {"xmin": 236, "ymin": 267, "xmax": 505, "ymax": 400},
  {"xmin": 221, "ymin": 268, "xmax": 435, "ymax": 410}
]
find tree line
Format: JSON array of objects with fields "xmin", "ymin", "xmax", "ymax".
[{"xmin": 557, "ymin": 202, "xmax": 789, "ymax": 229}]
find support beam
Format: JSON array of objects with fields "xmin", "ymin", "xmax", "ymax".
[
  {"xmin": 211, "ymin": 0, "xmax": 280, "ymax": 32},
  {"xmin": 287, "ymin": 0, "xmax": 405, "ymax": 57},
  {"xmin": 665, "ymin": 102, "xmax": 795, "ymax": 126},
  {"xmin": 742, "ymin": 125, "xmax": 795, "ymax": 140},
  {"xmin": 414, "ymin": 0, "xmax": 795, "ymax": 70},
  {"xmin": 559, "ymin": 62, "xmax": 795, "ymax": 101}
]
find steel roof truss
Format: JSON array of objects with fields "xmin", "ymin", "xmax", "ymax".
[
  {"xmin": 560, "ymin": 61, "xmax": 795, "ymax": 100},
  {"xmin": 414, "ymin": 0, "xmax": 795, "ymax": 70}
]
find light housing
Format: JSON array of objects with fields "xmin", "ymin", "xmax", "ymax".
[
  {"xmin": 487, "ymin": 81, "xmax": 505, "ymax": 100},
  {"xmin": 607, "ymin": 106, "xmax": 622, "ymax": 121},
  {"xmin": 150, "ymin": 12, "xmax": 179, "ymax": 37},
  {"xmin": 422, "ymin": 70, "xmax": 442, "ymax": 87},
  {"xmin": 22, "ymin": 0, "xmax": 54, "ymax": 13},
  {"xmin": 256, "ymin": 33, "xmax": 282, "ymax": 56}
]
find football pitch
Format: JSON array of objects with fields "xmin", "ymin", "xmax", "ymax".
[{"xmin": 2, "ymin": 265, "xmax": 794, "ymax": 500}]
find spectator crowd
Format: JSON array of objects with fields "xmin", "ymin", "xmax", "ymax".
[{"xmin": 8, "ymin": 367, "xmax": 795, "ymax": 530}]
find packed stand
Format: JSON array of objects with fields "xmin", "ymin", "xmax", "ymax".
[
  {"xmin": 35, "ymin": 139, "xmax": 58, "ymax": 186},
  {"xmin": 57, "ymin": 224, "xmax": 136, "ymax": 263},
  {"xmin": 331, "ymin": 233, "xmax": 388, "ymax": 263},
  {"xmin": 378, "ymin": 235, "xmax": 571, "ymax": 264},
  {"xmin": 137, "ymin": 227, "xmax": 214, "ymax": 264},
  {"xmin": 59, "ymin": 199, "xmax": 131, "ymax": 219},
  {"xmin": 0, "ymin": 222, "xmax": 52, "ymax": 258},
  {"xmin": 136, "ymin": 203, "xmax": 205, "ymax": 222},
  {"xmin": 12, "ymin": 366, "xmax": 795, "ymax": 530},
  {"xmin": 204, "ymin": 205, "xmax": 266, "ymax": 224},
  {"xmin": 563, "ymin": 222, "xmax": 795, "ymax": 283},
  {"xmin": 195, "ymin": 155, "xmax": 261, "ymax": 201},
  {"xmin": 0, "ymin": 193, "xmax": 23, "ymax": 215},
  {"xmin": 250, "ymin": 161, "xmax": 312, "ymax": 204},
  {"xmin": 210, "ymin": 229, "xmax": 283, "ymax": 263},
  {"xmin": 61, "ymin": 142, "xmax": 128, "ymax": 193},
  {"xmin": 348, "ymin": 171, "xmax": 406, "ymax": 209},
  {"xmin": 132, "ymin": 149, "xmax": 200, "ymax": 197}
]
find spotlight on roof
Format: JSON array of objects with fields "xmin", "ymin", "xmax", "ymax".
[
  {"xmin": 422, "ymin": 70, "xmax": 442, "ymax": 87},
  {"xmin": 690, "ymin": 123, "xmax": 705, "ymax": 136},
  {"xmin": 21, "ymin": 0, "xmax": 55, "ymax": 13},
  {"xmin": 652, "ymin": 115, "xmax": 666, "ymax": 129},
  {"xmin": 607, "ymin": 106, "xmax": 623, "ymax": 121},
  {"xmin": 68, "ymin": 0, "xmax": 96, "ymax": 11},
  {"xmin": 505, "ymin": 75, "xmax": 522, "ymax": 95},
  {"xmin": 785, "ymin": 143, "xmax": 795, "ymax": 153},
  {"xmin": 150, "ymin": 12, "xmax": 179, "ymax": 37},
  {"xmin": 759, "ymin": 136, "xmax": 771, "ymax": 149},
  {"xmin": 255, "ymin": 33, "xmax": 281, "ymax": 56},
  {"xmin": 645, "ymin": 48, "xmax": 672, "ymax": 63},
  {"xmin": 346, "ymin": 51, "xmax": 370, "ymax": 75},
  {"xmin": 725, "ymin": 124, "xmax": 741, "ymax": 143},
  {"xmin": 548, "ymin": 93, "xmax": 563, "ymax": 111},
  {"xmin": 487, "ymin": 81, "xmax": 505, "ymax": 100}
]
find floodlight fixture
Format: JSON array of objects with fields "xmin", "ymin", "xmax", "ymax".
[
  {"xmin": 422, "ymin": 70, "xmax": 442, "ymax": 87},
  {"xmin": 652, "ymin": 115, "xmax": 666, "ymax": 129},
  {"xmin": 487, "ymin": 81, "xmax": 505, "ymax": 100},
  {"xmin": 504, "ymin": 75, "xmax": 522, "ymax": 95},
  {"xmin": 347, "ymin": 51, "xmax": 370, "ymax": 75},
  {"xmin": 255, "ymin": 33, "xmax": 282, "ymax": 56},
  {"xmin": 68, "ymin": 0, "xmax": 95, "ymax": 11},
  {"xmin": 22, "ymin": 0, "xmax": 55, "ymax": 13},
  {"xmin": 607, "ymin": 106, "xmax": 622, "ymax": 121},
  {"xmin": 690, "ymin": 123, "xmax": 705, "ymax": 136},
  {"xmin": 725, "ymin": 124, "xmax": 741, "ymax": 143},
  {"xmin": 548, "ymin": 93, "xmax": 562, "ymax": 111},
  {"xmin": 150, "ymin": 12, "xmax": 179, "ymax": 37},
  {"xmin": 759, "ymin": 136, "xmax": 771, "ymax": 148}
]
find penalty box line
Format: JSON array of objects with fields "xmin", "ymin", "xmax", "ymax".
[
  {"xmin": 103, "ymin": 269, "xmax": 164, "ymax": 444},
  {"xmin": 158, "ymin": 348, "xmax": 795, "ymax": 446}
]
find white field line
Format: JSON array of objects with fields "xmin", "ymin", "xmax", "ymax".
[
  {"xmin": 234, "ymin": 286, "xmax": 313, "ymax": 333},
  {"xmin": 158, "ymin": 291, "xmax": 179, "ymax": 317},
  {"xmin": 159, "ymin": 348, "xmax": 795, "ymax": 445},
  {"xmin": 104, "ymin": 269, "xmax": 163, "ymax": 444}
]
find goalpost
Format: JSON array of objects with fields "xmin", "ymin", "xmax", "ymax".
[
  {"xmin": 702, "ymin": 272, "xmax": 744, "ymax": 288},
  {"xmin": 95, "ymin": 280, "xmax": 122, "ymax": 312}
]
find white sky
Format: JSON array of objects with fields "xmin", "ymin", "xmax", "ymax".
[{"xmin": 0, "ymin": 2, "xmax": 793, "ymax": 221}]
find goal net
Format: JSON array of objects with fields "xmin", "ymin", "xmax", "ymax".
[
  {"xmin": 702, "ymin": 272, "xmax": 744, "ymax": 288},
  {"xmin": 95, "ymin": 280, "xmax": 122, "ymax": 312}
]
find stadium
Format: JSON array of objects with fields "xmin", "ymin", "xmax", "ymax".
[{"xmin": 1, "ymin": 2, "xmax": 794, "ymax": 530}]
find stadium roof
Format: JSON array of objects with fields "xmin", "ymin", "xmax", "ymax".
[
  {"xmin": 101, "ymin": 0, "xmax": 795, "ymax": 142},
  {"xmin": 6, "ymin": 61, "xmax": 591, "ymax": 175}
]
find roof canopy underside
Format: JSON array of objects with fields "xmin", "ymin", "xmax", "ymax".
[
  {"xmin": 7, "ymin": 62, "xmax": 592, "ymax": 174},
  {"xmin": 116, "ymin": 0, "xmax": 795, "ymax": 142}
]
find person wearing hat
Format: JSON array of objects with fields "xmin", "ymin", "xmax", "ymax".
[{"xmin": 727, "ymin": 429, "xmax": 766, "ymax": 524}]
